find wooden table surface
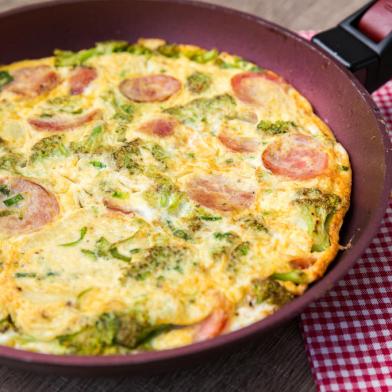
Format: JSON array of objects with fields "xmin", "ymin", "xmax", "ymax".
[{"xmin": 0, "ymin": 0, "xmax": 367, "ymax": 391}]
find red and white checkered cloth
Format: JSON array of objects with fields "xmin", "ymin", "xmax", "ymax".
[{"xmin": 299, "ymin": 32, "xmax": 392, "ymax": 392}]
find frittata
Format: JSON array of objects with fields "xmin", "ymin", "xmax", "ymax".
[{"xmin": 0, "ymin": 39, "xmax": 351, "ymax": 355}]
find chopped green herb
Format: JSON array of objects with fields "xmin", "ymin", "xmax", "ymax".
[
  {"xmin": 339, "ymin": 165, "xmax": 349, "ymax": 172},
  {"xmin": 166, "ymin": 220, "xmax": 191, "ymax": 241},
  {"xmin": 81, "ymin": 249, "xmax": 97, "ymax": 259},
  {"xmin": 199, "ymin": 215, "xmax": 222, "ymax": 221},
  {"xmin": 233, "ymin": 241, "xmax": 250, "ymax": 257},
  {"xmin": 271, "ymin": 270, "xmax": 307, "ymax": 284},
  {"xmin": 109, "ymin": 247, "xmax": 131, "ymax": 262},
  {"xmin": 60, "ymin": 227, "xmax": 87, "ymax": 247},
  {"xmin": 112, "ymin": 191, "xmax": 129, "ymax": 199},
  {"xmin": 214, "ymin": 232, "xmax": 239, "ymax": 242},
  {"xmin": 3, "ymin": 193, "xmax": 23, "ymax": 207},
  {"xmin": 15, "ymin": 272, "xmax": 37, "ymax": 278},
  {"xmin": 90, "ymin": 161, "xmax": 106, "ymax": 169}
]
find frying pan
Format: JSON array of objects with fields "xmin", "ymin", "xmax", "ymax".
[{"xmin": 0, "ymin": 0, "xmax": 391, "ymax": 376}]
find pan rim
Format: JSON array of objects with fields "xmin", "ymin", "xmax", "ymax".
[{"xmin": 0, "ymin": 0, "xmax": 391, "ymax": 370}]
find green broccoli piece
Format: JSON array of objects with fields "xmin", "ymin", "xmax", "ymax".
[
  {"xmin": 214, "ymin": 55, "xmax": 262, "ymax": 72},
  {"xmin": 30, "ymin": 135, "xmax": 69, "ymax": 162},
  {"xmin": 257, "ymin": 120, "xmax": 296, "ymax": 135},
  {"xmin": 143, "ymin": 172, "xmax": 186, "ymax": 214},
  {"xmin": 156, "ymin": 44, "xmax": 180, "ymax": 58},
  {"xmin": 0, "ymin": 71, "xmax": 13, "ymax": 91},
  {"xmin": 128, "ymin": 246, "xmax": 186, "ymax": 281},
  {"xmin": 164, "ymin": 93, "xmax": 236, "ymax": 127},
  {"xmin": 240, "ymin": 214, "xmax": 268, "ymax": 233},
  {"xmin": 0, "ymin": 315, "xmax": 14, "ymax": 333},
  {"xmin": 57, "ymin": 313, "xmax": 117, "ymax": 354},
  {"xmin": 127, "ymin": 44, "xmax": 153, "ymax": 56},
  {"xmin": 57, "ymin": 312, "xmax": 170, "ymax": 354},
  {"xmin": 186, "ymin": 72, "xmax": 212, "ymax": 94},
  {"xmin": 54, "ymin": 41, "xmax": 129, "ymax": 67},
  {"xmin": 182, "ymin": 47, "xmax": 219, "ymax": 64},
  {"xmin": 113, "ymin": 138, "xmax": 143, "ymax": 175},
  {"xmin": 251, "ymin": 278, "xmax": 294, "ymax": 306},
  {"xmin": 294, "ymin": 188, "xmax": 341, "ymax": 252},
  {"xmin": 150, "ymin": 143, "xmax": 169, "ymax": 167},
  {"xmin": 0, "ymin": 153, "xmax": 25, "ymax": 172},
  {"xmin": 70, "ymin": 125, "xmax": 106, "ymax": 154}
]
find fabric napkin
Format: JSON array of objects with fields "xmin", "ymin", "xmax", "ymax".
[{"xmin": 299, "ymin": 31, "xmax": 392, "ymax": 392}]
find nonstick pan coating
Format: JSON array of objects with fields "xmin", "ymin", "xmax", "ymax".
[{"xmin": 0, "ymin": 0, "xmax": 390, "ymax": 376}]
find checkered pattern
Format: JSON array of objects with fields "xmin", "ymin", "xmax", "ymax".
[{"xmin": 299, "ymin": 31, "xmax": 392, "ymax": 392}]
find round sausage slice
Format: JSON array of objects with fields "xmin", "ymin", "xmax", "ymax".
[
  {"xmin": 119, "ymin": 74, "xmax": 181, "ymax": 102},
  {"xmin": 6, "ymin": 65, "xmax": 60, "ymax": 98},
  {"xmin": 69, "ymin": 66, "xmax": 97, "ymax": 95},
  {"xmin": 231, "ymin": 71, "xmax": 286, "ymax": 105},
  {"xmin": 186, "ymin": 174, "xmax": 256, "ymax": 212},
  {"xmin": 193, "ymin": 308, "xmax": 229, "ymax": 342},
  {"xmin": 0, "ymin": 178, "xmax": 59, "ymax": 234},
  {"xmin": 103, "ymin": 199, "xmax": 134, "ymax": 215},
  {"xmin": 139, "ymin": 117, "xmax": 177, "ymax": 137},
  {"xmin": 193, "ymin": 294, "xmax": 231, "ymax": 342},
  {"xmin": 28, "ymin": 109, "xmax": 101, "ymax": 132},
  {"xmin": 218, "ymin": 132, "xmax": 259, "ymax": 153},
  {"xmin": 262, "ymin": 134, "xmax": 328, "ymax": 180}
]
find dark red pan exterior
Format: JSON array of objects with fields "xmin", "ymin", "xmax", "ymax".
[{"xmin": 0, "ymin": 0, "xmax": 391, "ymax": 376}]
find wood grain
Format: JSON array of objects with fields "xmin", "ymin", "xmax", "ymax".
[{"xmin": 0, "ymin": 0, "xmax": 367, "ymax": 390}]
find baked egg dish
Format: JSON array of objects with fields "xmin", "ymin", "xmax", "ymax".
[{"xmin": 0, "ymin": 39, "xmax": 351, "ymax": 355}]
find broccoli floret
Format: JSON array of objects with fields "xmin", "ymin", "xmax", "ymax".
[
  {"xmin": 150, "ymin": 143, "xmax": 169, "ymax": 167},
  {"xmin": 0, "ymin": 152, "xmax": 25, "ymax": 172},
  {"xmin": 294, "ymin": 188, "xmax": 341, "ymax": 252},
  {"xmin": 70, "ymin": 125, "xmax": 106, "ymax": 154},
  {"xmin": 54, "ymin": 41, "xmax": 129, "ymax": 67},
  {"xmin": 127, "ymin": 43, "xmax": 153, "ymax": 56},
  {"xmin": 57, "ymin": 312, "xmax": 171, "ymax": 354},
  {"xmin": 257, "ymin": 120, "xmax": 296, "ymax": 135},
  {"xmin": 239, "ymin": 214, "xmax": 268, "ymax": 233},
  {"xmin": 30, "ymin": 135, "xmax": 69, "ymax": 162},
  {"xmin": 0, "ymin": 71, "xmax": 13, "ymax": 91},
  {"xmin": 143, "ymin": 173, "xmax": 186, "ymax": 214},
  {"xmin": 156, "ymin": 44, "xmax": 180, "ymax": 58},
  {"xmin": 181, "ymin": 47, "xmax": 219, "ymax": 64},
  {"xmin": 0, "ymin": 315, "xmax": 15, "ymax": 333},
  {"xmin": 186, "ymin": 72, "xmax": 212, "ymax": 94},
  {"xmin": 214, "ymin": 55, "xmax": 262, "ymax": 72},
  {"xmin": 113, "ymin": 138, "xmax": 143, "ymax": 175},
  {"xmin": 164, "ymin": 93, "xmax": 236, "ymax": 127},
  {"xmin": 128, "ymin": 245, "xmax": 186, "ymax": 281},
  {"xmin": 251, "ymin": 278, "xmax": 294, "ymax": 306}
]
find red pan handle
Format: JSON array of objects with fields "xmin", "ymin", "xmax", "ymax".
[{"xmin": 312, "ymin": 0, "xmax": 392, "ymax": 93}]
